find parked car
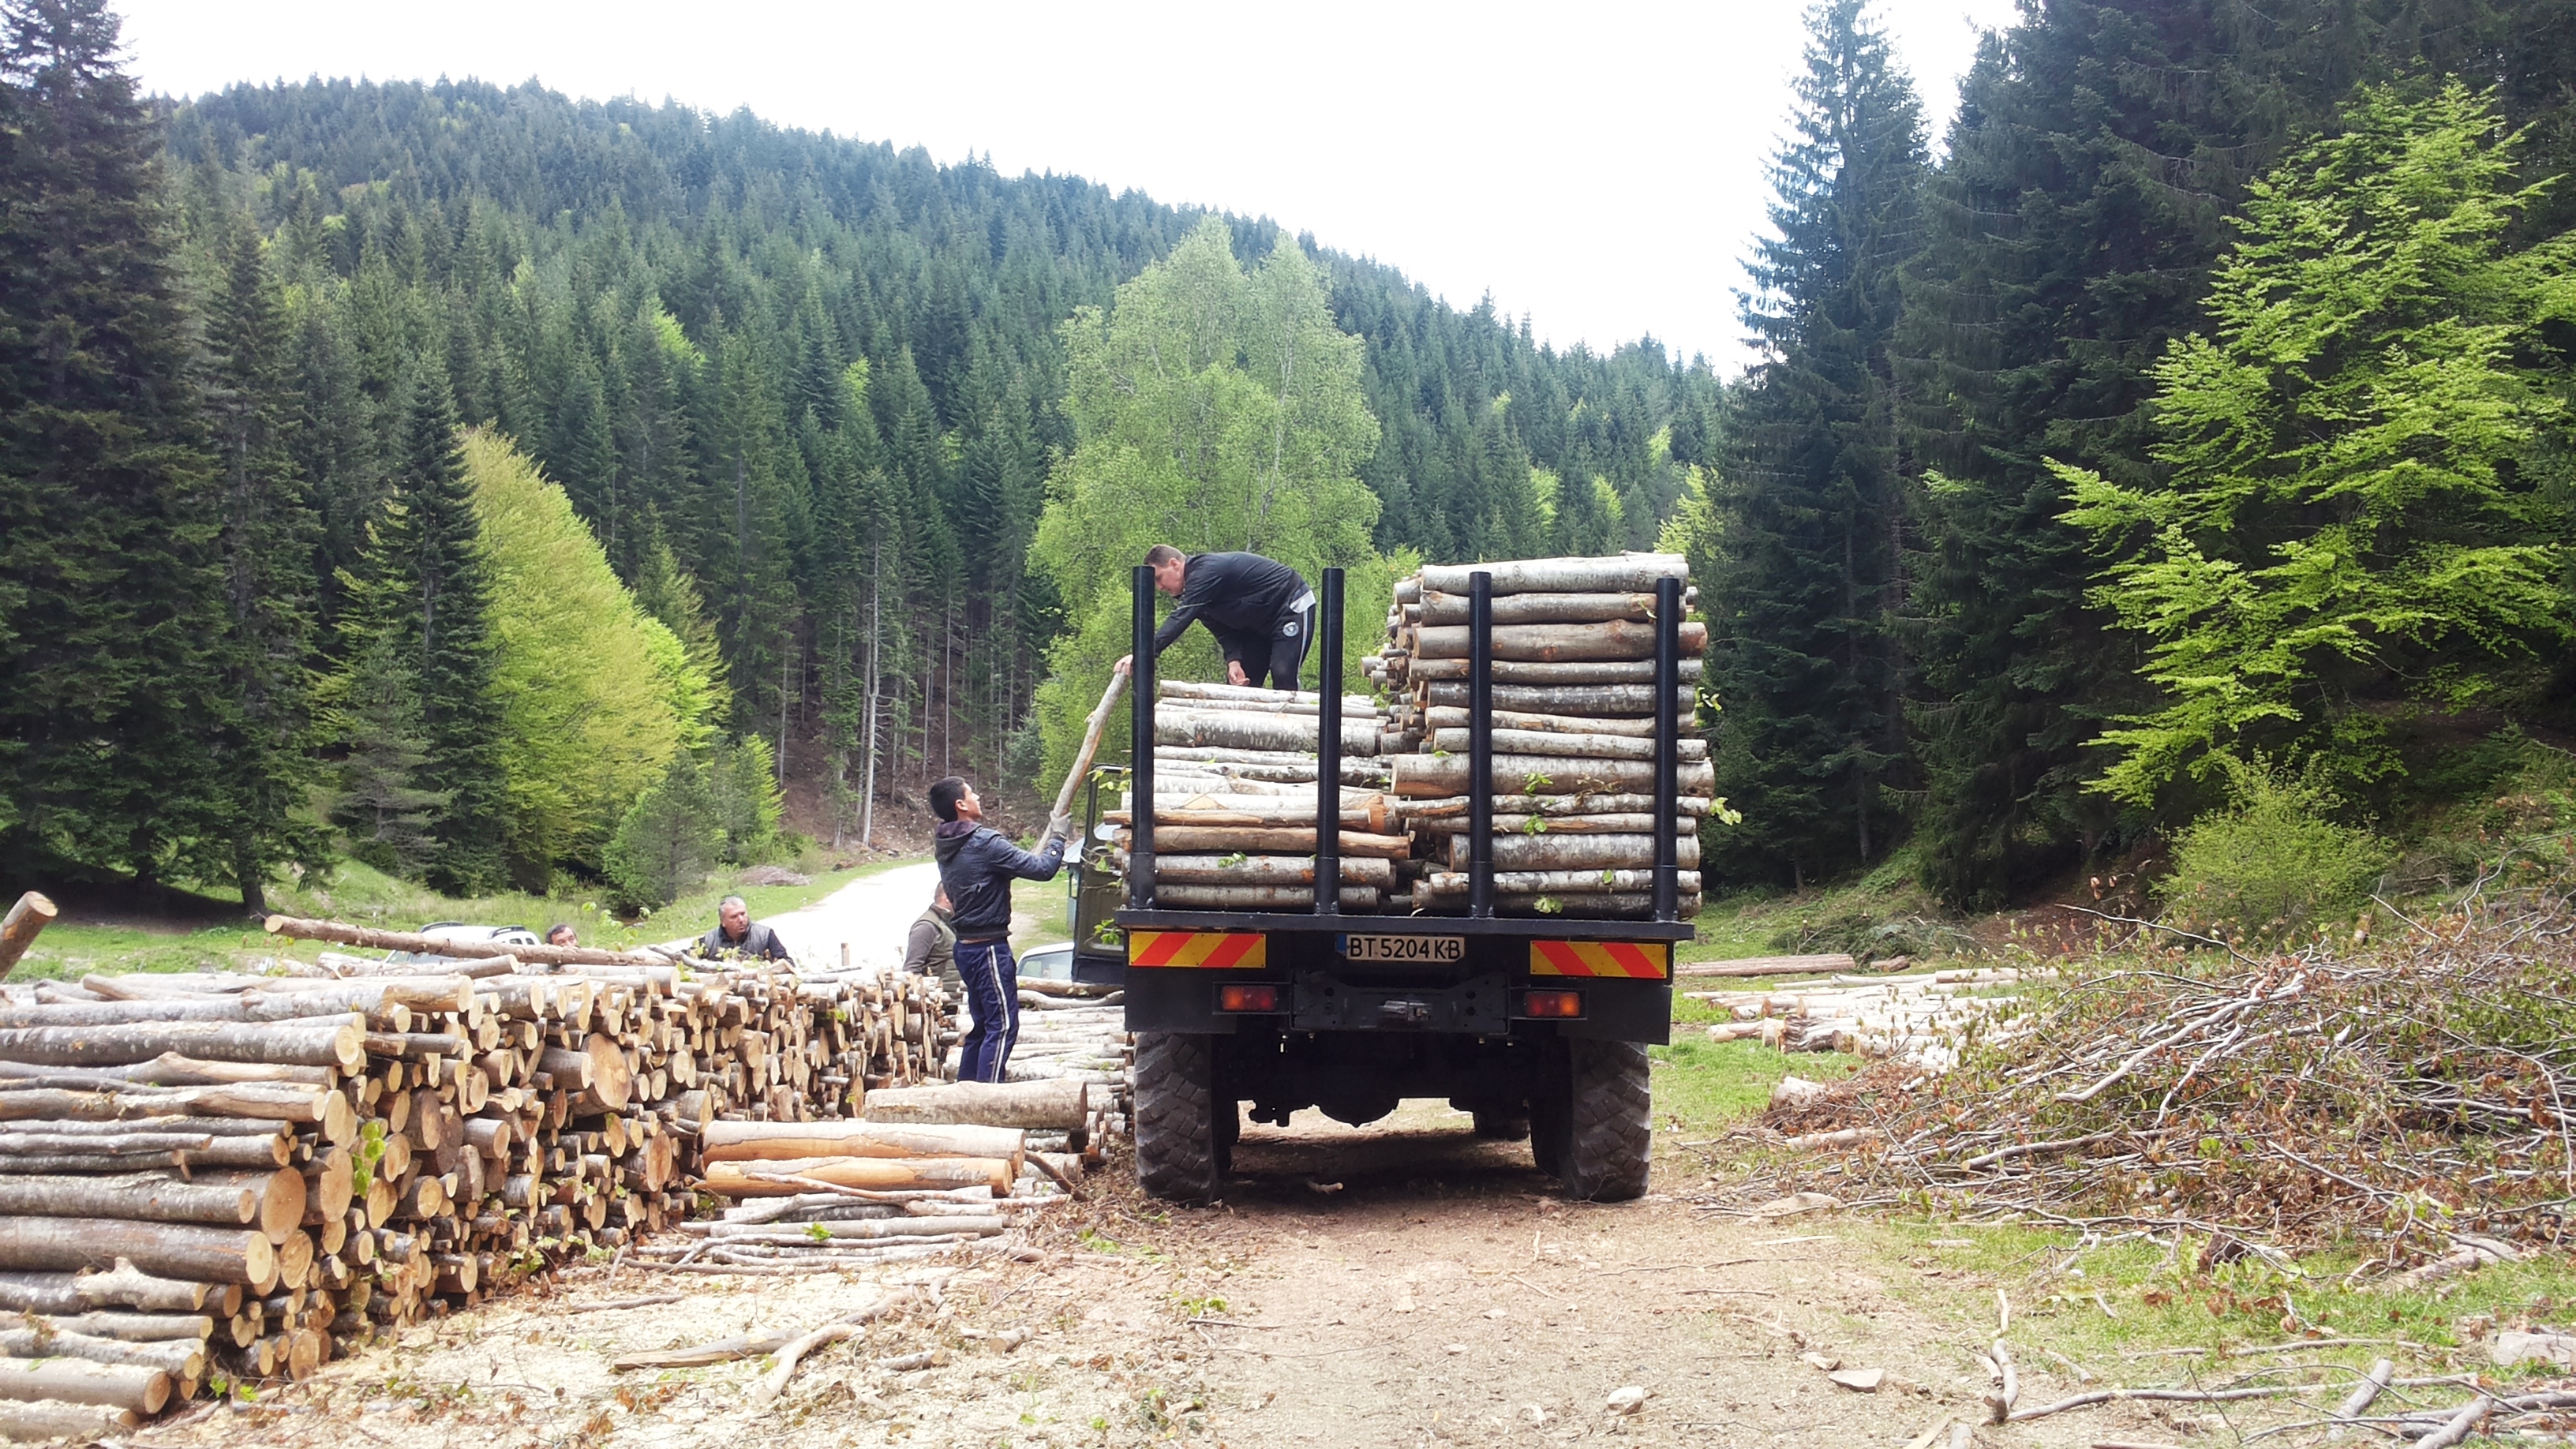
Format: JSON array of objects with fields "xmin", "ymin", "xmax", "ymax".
[
  {"xmin": 1017, "ymin": 942, "xmax": 1076, "ymax": 983},
  {"xmin": 385, "ymin": 922, "xmax": 541, "ymax": 966}
]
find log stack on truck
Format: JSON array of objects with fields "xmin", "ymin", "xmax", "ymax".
[{"xmin": 1072, "ymin": 553, "xmax": 1702, "ymax": 1207}]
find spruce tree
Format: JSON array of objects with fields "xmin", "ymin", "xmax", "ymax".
[
  {"xmin": 1705, "ymin": 0, "xmax": 1926, "ymax": 886},
  {"xmin": 0, "ymin": 0, "xmax": 232, "ymax": 886}
]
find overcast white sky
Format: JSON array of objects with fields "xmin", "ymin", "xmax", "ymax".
[{"xmin": 115, "ymin": 0, "xmax": 2020, "ymax": 374}]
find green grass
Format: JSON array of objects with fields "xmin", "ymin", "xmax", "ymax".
[
  {"xmin": 1650, "ymin": 1036, "xmax": 1864, "ymax": 1136},
  {"xmin": 1679, "ymin": 848, "xmax": 1956, "ymax": 964},
  {"xmin": 13, "ymin": 855, "xmax": 918, "ymax": 981},
  {"xmin": 1013, "ymin": 872, "xmax": 1076, "ymax": 949}
]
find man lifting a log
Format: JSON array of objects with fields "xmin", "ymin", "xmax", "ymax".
[
  {"xmin": 930, "ymin": 777, "xmax": 1073, "ymax": 1083},
  {"xmin": 1115, "ymin": 545, "xmax": 1315, "ymax": 690}
]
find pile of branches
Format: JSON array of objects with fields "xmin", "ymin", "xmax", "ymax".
[{"xmin": 1765, "ymin": 887, "xmax": 2576, "ymax": 1260}]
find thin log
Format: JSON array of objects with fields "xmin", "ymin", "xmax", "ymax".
[
  {"xmin": 0, "ymin": 1084, "xmax": 349, "ymax": 1139},
  {"xmin": 2333, "ymin": 1358, "xmax": 2395, "ymax": 1425},
  {"xmin": 1673, "ymin": 955, "xmax": 1859, "ymax": 979},
  {"xmin": 1420, "ymin": 682, "xmax": 1693, "ymax": 717},
  {"xmin": 1422, "ymin": 706, "xmax": 1661, "ymax": 739},
  {"xmin": 0, "ymin": 1357, "xmax": 169, "ymax": 1414},
  {"xmin": 1423, "ymin": 870, "xmax": 1702, "ymax": 896},
  {"xmin": 0, "ymin": 893, "xmax": 57, "ymax": 983},
  {"xmin": 1411, "ymin": 814, "xmax": 1685, "ymax": 837},
  {"xmin": 1410, "ymin": 891, "xmax": 1699, "ymax": 919},
  {"xmin": 1398, "ymin": 792, "xmax": 1713, "ymax": 820},
  {"xmin": 563, "ymin": 1294, "xmax": 683, "ymax": 1315},
  {"xmin": 611, "ymin": 1331, "xmax": 792, "ymax": 1371},
  {"xmin": 1446, "ymin": 833, "xmax": 1701, "ymax": 871},
  {"xmin": 91, "ymin": 975, "xmax": 474, "ymax": 1012},
  {"xmin": 0, "ymin": 1019, "xmax": 362, "ymax": 1070},
  {"xmin": 0, "ymin": 1399, "xmax": 138, "ymax": 1438},
  {"xmin": 0, "ymin": 1140, "xmax": 292, "ymax": 1174},
  {"xmin": 705, "ymin": 1216, "xmax": 1002, "ymax": 1241},
  {"xmin": 696, "ymin": 1156, "xmax": 1017, "ymax": 1197},
  {"xmin": 1428, "ymin": 727, "xmax": 1705, "ymax": 762},
  {"xmin": 0, "ymin": 1218, "xmax": 276, "ymax": 1288},
  {"xmin": 700, "ymin": 1121, "xmax": 1025, "ymax": 1166},
  {"xmin": 0, "ymin": 1327, "xmax": 202, "ymax": 1378},
  {"xmin": 1114, "ymin": 826, "xmax": 1410, "ymax": 859},
  {"xmin": 1145, "ymin": 856, "xmax": 1394, "ymax": 888},
  {"xmin": 19, "ymin": 1312, "xmax": 211, "ymax": 1343},
  {"xmin": 1158, "ymin": 711, "xmax": 1380, "ymax": 758},
  {"xmin": 862, "ymin": 1080, "xmax": 1088, "ymax": 1130},
  {"xmin": 0, "ymin": 1054, "xmax": 335, "ymax": 1088},
  {"xmin": 1413, "ymin": 620, "xmax": 1706, "ymax": 665},
  {"xmin": 1155, "ymin": 682, "xmax": 1380, "ymax": 716},
  {"xmin": 0, "ymin": 1168, "xmax": 304, "ymax": 1237},
  {"xmin": 1155, "ymin": 885, "xmax": 1382, "ymax": 911},
  {"xmin": 1417, "ymin": 553, "xmax": 1688, "ymax": 596},
  {"xmin": 1392, "ymin": 753, "xmax": 1716, "ymax": 799},
  {"xmin": 0, "ymin": 1264, "xmax": 212, "ymax": 1314},
  {"xmin": 260, "ymin": 915, "xmax": 661, "ymax": 969},
  {"xmin": 1417, "ymin": 589, "xmax": 1694, "ymax": 627},
  {"xmin": 1050, "ymin": 672, "xmax": 1129, "ymax": 826},
  {"xmin": 1405, "ymin": 657, "xmax": 1703, "ymax": 685},
  {"xmin": 750, "ymin": 1323, "xmax": 856, "ymax": 1405}
]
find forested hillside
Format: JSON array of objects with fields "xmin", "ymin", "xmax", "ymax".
[{"xmin": 1683, "ymin": 0, "xmax": 2576, "ymax": 909}]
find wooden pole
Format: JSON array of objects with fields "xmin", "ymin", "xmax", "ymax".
[
  {"xmin": 1050, "ymin": 672, "xmax": 1129, "ymax": 826},
  {"xmin": 0, "ymin": 892, "xmax": 58, "ymax": 982}
]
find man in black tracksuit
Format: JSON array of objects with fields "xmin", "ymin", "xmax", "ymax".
[
  {"xmin": 1116, "ymin": 545, "xmax": 1316, "ymax": 690},
  {"xmin": 928, "ymin": 776, "xmax": 1069, "ymax": 1083}
]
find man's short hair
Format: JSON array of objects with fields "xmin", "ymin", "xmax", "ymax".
[
  {"xmin": 545, "ymin": 923, "xmax": 574, "ymax": 942},
  {"xmin": 718, "ymin": 895, "xmax": 747, "ymax": 914},
  {"xmin": 1144, "ymin": 544, "xmax": 1185, "ymax": 569},
  {"xmin": 929, "ymin": 776, "xmax": 971, "ymax": 822}
]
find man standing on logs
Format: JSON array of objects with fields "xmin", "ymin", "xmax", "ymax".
[
  {"xmin": 1115, "ymin": 545, "xmax": 1315, "ymax": 690},
  {"xmin": 930, "ymin": 777, "xmax": 1070, "ymax": 1083}
]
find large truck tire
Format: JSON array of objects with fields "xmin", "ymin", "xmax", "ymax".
[
  {"xmin": 1545, "ymin": 1038, "xmax": 1652, "ymax": 1201},
  {"xmin": 1134, "ymin": 1032, "xmax": 1223, "ymax": 1204}
]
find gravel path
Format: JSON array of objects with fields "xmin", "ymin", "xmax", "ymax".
[{"xmin": 758, "ymin": 859, "xmax": 940, "ymax": 974}]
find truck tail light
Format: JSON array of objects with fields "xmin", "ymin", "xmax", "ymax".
[
  {"xmin": 1521, "ymin": 989, "xmax": 1584, "ymax": 1019},
  {"xmin": 1216, "ymin": 983, "xmax": 1279, "ymax": 1013}
]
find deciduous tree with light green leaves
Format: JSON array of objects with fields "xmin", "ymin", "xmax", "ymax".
[
  {"xmin": 2057, "ymin": 83, "xmax": 2576, "ymax": 809},
  {"xmin": 1029, "ymin": 219, "xmax": 1397, "ymax": 796}
]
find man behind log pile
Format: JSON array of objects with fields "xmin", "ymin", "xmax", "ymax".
[
  {"xmin": 930, "ymin": 777, "xmax": 1072, "ymax": 1082},
  {"xmin": 700, "ymin": 894, "xmax": 795, "ymax": 964},
  {"xmin": 1115, "ymin": 545, "xmax": 1315, "ymax": 690}
]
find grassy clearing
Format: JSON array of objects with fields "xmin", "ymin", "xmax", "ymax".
[
  {"xmin": 1680, "ymin": 848, "xmax": 1960, "ymax": 965},
  {"xmin": 1013, "ymin": 873, "xmax": 1077, "ymax": 949},
  {"xmin": 13, "ymin": 856, "xmax": 916, "ymax": 980},
  {"xmin": 1650, "ymin": 1036, "xmax": 1864, "ymax": 1137}
]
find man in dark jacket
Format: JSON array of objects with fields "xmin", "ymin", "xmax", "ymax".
[
  {"xmin": 700, "ymin": 895, "xmax": 795, "ymax": 964},
  {"xmin": 929, "ymin": 777, "xmax": 1070, "ymax": 1083},
  {"xmin": 1115, "ymin": 545, "xmax": 1315, "ymax": 690}
]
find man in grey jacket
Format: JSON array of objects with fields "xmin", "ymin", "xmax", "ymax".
[{"xmin": 929, "ymin": 777, "xmax": 1069, "ymax": 1082}]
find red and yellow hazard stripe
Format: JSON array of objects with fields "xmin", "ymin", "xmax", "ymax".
[
  {"xmin": 1530, "ymin": 940, "xmax": 1668, "ymax": 979},
  {"xmin": 1127, "ymin": 930, "xmax": 1267, "ymax": 969}
]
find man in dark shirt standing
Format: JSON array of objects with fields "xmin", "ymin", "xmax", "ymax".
[
  {"xmin": 1115, "ymin": 545, "xmax": 1316, "ymax": 690},
  {"xmin": 930, "ymin": 777, "xmax": 1069, "ymax": 1083}
]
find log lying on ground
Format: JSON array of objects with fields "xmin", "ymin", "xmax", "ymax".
[
  {"xmin": 1392, "ymin": 754, "xmax": 1717, "ymax": 799},
  {"xmin": 0, "ymin": 1327, "xmax": 204, "ymax": 1378},
  {"xmin": 1416, "ymin": 589, "xmax": 1695, "ymax": 627},
  {"xmin": 0, "ymin": 1357, "xmax": 170, "ymax": 1414},
  {"xmin": 1675, "ymin": 954, "xmax": 1859, "ymax": 979},
  {"xmin": 1423, "ymin": 870, "xmax": 1703, "ymax": 897},
  {"xmin": 863, "ymin": 1080, "xmax": 1089, "ymax": 1129},
  {"xmin": 1143, "ymin": 855, "xmax": 1395, "ymax": 888},
  {"xmin": 1446, "ymin": 833, "xmax": 1700, "ymax": 871},
  {"xmin": 611, "ymin": 1331, "xmax": 793, "ymax": 1371},
  {"xmin": 1418, "ymin": 553, "xmax": 1687, "ymax": 596},
  {"xmin": 1115, "ymin": 826, "xmax": 1411, "ymax": 859},
  {"xmin": 0, "ymin": 1168, "xmax": 305, "ymax": 1238},
  {"xmin": 0, "ymin": 1400, "xmax": 139, "ymax": 1440},
  {"xmin": 699, "ymin": 1121, "xmax": 1026, "ymax": 1166},
  {"xmin": 1404, "ymin": 657, "xmax": 1703, "ymax": 684},
  {"xmin": 260, "ymin": 915, "xmax": 663, "ymax": 968},
  {"xmin": 696, "ymin": 1155, "xmax": 1016, "ymax": 1197},
  {"xmin": 1427, "ymin": 728, "xmax": 1707, "ymax": 762},
  {"xmin": 1155, "ymin": 885, "xmax": 1381, "ymax": 912},
  {"xmin": 1158, "ymin": 711, "xmax": 1381, "ymax": 757},
  {"xmin": 1412, "ymin": 620, "xmax": 1708, "ymax": 664},
  {"xmin": 1418, "ymin": 682, "xmax": 1692, "ymax": 717}
]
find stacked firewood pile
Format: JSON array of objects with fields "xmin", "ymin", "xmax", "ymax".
[
  {"xmin": 1367, "ymin": 552, "xmax": 1719, "ymax": 918},
  {"xmin": 1002, "ymin": 990, "xmax": 1136, "ymax": 1139},
  {"xmin": 1110, "ymin": 679, "xmax": 1406, "ymax": 912},
  {"xmin": 1693, "ymin": 965, "xmax": 2042, "ymax": 1070},
  {"xmin": 0, "ymin": 915, "xmax": 991, "ymax": 1437}
]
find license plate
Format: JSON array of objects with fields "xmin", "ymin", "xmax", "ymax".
[{"xmin": 1340, "ymin": 934, "xmax": 1466, "ymax": 964}]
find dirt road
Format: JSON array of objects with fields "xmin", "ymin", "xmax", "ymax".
[
  {"xmin": 176, "ymin": 1101, "xmax": 2221, "ymax": 1449},
  {"xmin": 757, "ymin": 860, "xmax": 939, "ymax": 972}
]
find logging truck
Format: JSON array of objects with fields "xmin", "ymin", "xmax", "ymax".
[{"xmin": 1069, "ymin": 563, "xmax": 1692, "ymax": 1203}]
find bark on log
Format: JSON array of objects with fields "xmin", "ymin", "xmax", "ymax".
[
  {"xmin": 1423, "ymin": 870, "xmax": 1703, "ymax": 896},
  {"xmin": 610, "ymin": 1331, "xmax": 792, "ymax": 1370},
  {"xmin": 1411, "ymin": 814, "xmax": 1679, "ymax": 836},
  {"xmin": 1422, "ymin": 706, "xmax": 1661, "ymax": 738},
  {"xmin": 1155, "ymin": 681, "xmax": 1380, "ymax": 715},
  {"xmin": 1411, "ymin": 892, "xmax": 1701, "ymax": 920},
  {"xmin": 0, "ymin": 1357, "xmax": 170, "ymax": 1413},
  {"xmin": 1398, "ymin": 792, "xmax": 1713, "ymax": 820},
  {"xmin": 696, "ymin": 1156, "xmax": 1016, "ymax": 1197},
  {"xmin": 862, "ymin": 1080, "xmax": 1089, "ymax": 1129},
  {"xmin": 1404, "ymin": 657, "xmax": 1703, "ymax": 684},
  {"xmin": 700, "ymin": 1121, "xmax": 1025, "ymax": 1166},
  {"xmin": 0, "ymin": 1399, "xmax": 139, "ymax": 1439},
  {"xmin": 0, "ymin": 1327, "xmax": 203, "ymax": 1379},
  {"xmin": 1417, "ymin": 554, "xmax": 1688, "ymax": 596},
  {"xmin": 1412, "ymin": 620, "xmax": 1707, "ymax": 664},
  {"xmin": 0, "ymin": 1219, "xmax": 276, "ymax": 1288},
  {"xmin": 1144, "ymin": 855, "xmax": 1394, "ymax": 888},
  {"xmin": 21, "ymin": 1312, "xmax": 210, "ymax": 1342},
  {"xmin": 0, "ymin": 893, "xmax": 56, "ymax": 983},
  {"xmin": 0, "ymin": 1264, "xmax": 213, "ymax": 1315},
  {"xmin": 0, "ymin": 1020, "xmax": 362, "ymax": 1070},
  {"xmin": 0, "ymin": 1084, "xmax": 347, "ymax": 1140},
  {"xmin": 0, "ymin": 1140, "xmax": 292, "ymax": 1174},
  {"xmin": 1391, "ymin": 754, "xmax": 1717, "ymax": 799},
  {"xmin": 0, "ymin": 1054, "xmax": 337, "ymax": 1088},
  {"xmin": 1418, "ymin": 682, "xmax": 1692, "ymax": 717},
  {"xmin": 1672, "ymin": 955, "xmax": 1857, "ymax": 979},
  {"xmin": 99, "ymin": 975, "xmax": 477, "ymax": 1011},
  {"xmin": 0, "ymin": 988, "xmax": 426, "ymax": 1030},
  {"xmin": 1114, "ymin": 826, "xmax": 1410, "ymax": 859},
  {"xmin": 1154, "ymin": 885, "xmax": 1381, "ymax": 912},
  {"xmin": 0, "ymin": 1169, "xmax": 304, "ymax": 1238},
  {"xmin": 1050, "ymin": 671, "xmax": 1129, "ymax": 826},
  {"xmin": 1109, "ymin": 797, "xmax": 1392, "ymax": 831},
  {"xmin": 1416, "ymin": 589, "xmax": 1694, "ymax": 627},
  {"xmin": 260, "ymin": 916, "xmax": 663, "ymax": 969},
  {"xmin": 1158, "ymin": 710, "xmax": 1380, "ymax": 757},
  {"xmin": 1446, "ymin": 833, "xmax": 1702, "ymax": 871},
  {"xmin": 1428, "ymin": 728, "xmax": 1706, "ymax": 762}
]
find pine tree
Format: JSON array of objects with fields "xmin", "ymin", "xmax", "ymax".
[
  {"xmin": 1705, "ymin": 0, "xmax": 1927, "ymax": 886},
  {"xmin": 327, "ymin": 632, "xmax": 447, "ymax": 875},
  {"xmin": 0, "ymin": 0, "xmax": 233, "ymax": 886}
]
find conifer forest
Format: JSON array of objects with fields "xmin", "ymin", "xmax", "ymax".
[{"xmin": 2, "ymin": 0, "xmax": 2572, "ymax": 915}]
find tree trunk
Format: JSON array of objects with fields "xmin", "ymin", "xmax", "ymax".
[
  {"xmin": 1411, "ymin": 620, "xmax": 1706, "ymax": 664},
  {"xmin": 1155, "ymin": 885, "xmax": 1382, "ymax": 911},
  {"xmin": 1446, "ymin": 833, "xmax": 1702, "ymax": 871},
  {"xmin": 1416, "ymin": 588, "xmax": 1694, "ymax": 626},
  {"xmin": 1111, "ymin": 826, "xmax": 1409, "ymax": 859},
  {"xmin": 1156, "ymin": 680, "xmax": 1380, "ymax": 715},
  {"xmin": 1427, "ymin": 728, "xmax": 1705, "ymax": 762},
  {"xmin": 697, "ymin": 1155, "xmax": 1016, "ymax": 1197},
  {"xmin": 0, "ymin": 893, "xmax": 58, "ymax": 983},
  {"xmin": 0, "ymin": 1400, "xmax": 139, "ymax": 1439},
  {"xmin": 0, "ymin": 1219, "xmax": 278, "ymax": 1289},
  {"xmin": 0, "ymin": 1084, "xmax": 349, "ymax": 1137},
  {"xmin": 0, "ymin": 1357, "xmax": 172, "ymax": 1414},
  {"xmin": 1411, "ymin": 892, "xmax": 1700, "ymax": 919},
  {"xmin": 700, "ymin": 1121, "xmax": 1024, "ymax": 1167},
  {"xmin": 0, "ymin": 1264, "xmax": 217, "ymax": 1313},
  {"xmin": 1397, "ymin": 792, "xmax": 1713, "ymax": 819},
  {"xmin": 1157, "ymin": 710, "xmax": 1381, "ymax": 757},
  {"xmin": 1418, "ymin": 682, "xmax": 1693, "ymax": 717},
  {"xmin": 1422, "ymin": 706, "xmax": 1662, "ymax": 738},
  {"xmin": 1050, "ymin": 672, "xmax": 1129, "ymax": 824},
  {"xmin": 24, "ymin": 1312, "xmax": 212, "ymax": 1343},
  {"xmin": 0, "ymin": 1020, "xmax": 360, "ymax": 1071},
  {"xmin": 0, "ymin": 1054, "xmax": 338, "ymax": 1089},
  {"xmin": 1144, "ymin": 855, "xmax": 1394, "ymax": 888},
  {"xmin": 1410, "ymin": 813, "xmax": 1678, "ymax": 836},
  {"xmin": 1391, "ymin": 754, "xmax": 1717, "ymax": 799},
  {"xmin": 1109, "ymin": 795, "xmax": 1392, "ymax": 831},
  {"xmin": 0, "ymin": 1327, "xmax": 203, "ymax": 1378},
  {"xmin": 1422, "ymin": 870, "xmax": 1702, "ymax": 896},
  {"xmin": 1403, "ymin": 657, "xmax": 1704, "ymax": 684},
  {"xmin": 1418, "ymin": 554, "xmax": 1688, "ymax": 595},
  {"xmin": 258, "ymin": 916, "xmax": 661, "ymax": 969},
  {"xmin": 0, "ymin": 1170, "xmax": 305, "ymax": 1242},
  {"xmin": 861, "ymin": 1080, "xmax": 1088, "ymax": 1129}
]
